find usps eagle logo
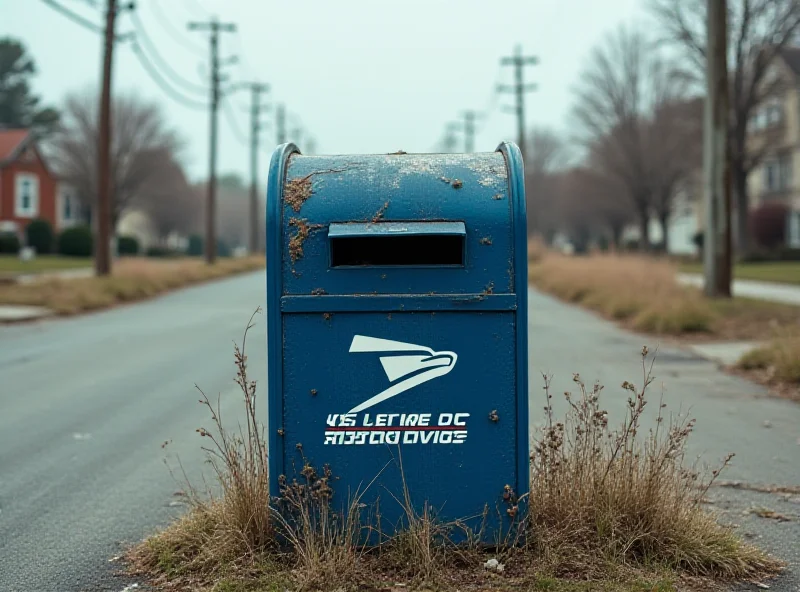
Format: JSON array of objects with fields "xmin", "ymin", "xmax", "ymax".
[{"xmin": 347, "ymin": 335, "xmax": 458, "ymax": 414}]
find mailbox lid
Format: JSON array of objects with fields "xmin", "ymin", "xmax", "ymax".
[{"xmin": 268, "ymin": 150, "xmax": 523, "ymax": 296}]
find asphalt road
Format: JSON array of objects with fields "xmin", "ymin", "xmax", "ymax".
[{"xmin": 0, "ymin": 272, "xmax": 798, "ymax": 591}]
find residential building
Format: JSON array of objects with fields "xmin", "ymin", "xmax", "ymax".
[
  {"xmin": 746, "ymin": 46, "xmax": 800, "ymax": 247},
  {"xmin": 0, "ymin": 128, "xmax": 82, "ymax": 241}
]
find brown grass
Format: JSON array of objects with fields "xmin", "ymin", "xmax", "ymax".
[
  {"xmin": 529, "ymin": 347, "xmax": 781, "ymax": 580},
  {"xmin": 0, "ymin": 256, "xmax": 264, "ymax": 317},
  {"xmin": 529, "ymin": 252, "xmax": 799, "ymax": 340},
  {"xmin": 738, "ymin": 330, "xmax": 800, "ymax": 386}
]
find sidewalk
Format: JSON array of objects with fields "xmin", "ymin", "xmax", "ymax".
[
  {"xmin": 678, "ymin": 273, "xmax": 800, "ymax": 306},
  {"xmin": 0, "ymin": 305, "xmax": 53, "ymax": 322}
]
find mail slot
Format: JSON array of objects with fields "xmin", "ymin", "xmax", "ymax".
[{"xmin": 265, "ymin": 144, "xmax": 529, "ymax": 539}]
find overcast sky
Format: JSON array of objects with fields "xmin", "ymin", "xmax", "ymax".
[{"xmin": 3, "ymin": 0, "xmax": 650, "ymax": 183}]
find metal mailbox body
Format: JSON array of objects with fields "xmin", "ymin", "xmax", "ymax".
[{"xmin": 266, "ymin": 143, "xmax": 528, "ymax": 535}]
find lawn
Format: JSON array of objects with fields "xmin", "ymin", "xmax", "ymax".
[
  {"xmin": 0, "ymin": 256, "xmax": 265, "ymax": 316},
  {"xmin": 0, "ymin": 254, "xmax": 92, "ymax": 275},
  {"xmin": 679, "ymin": 260, "xmax": 800, "ymax": 285}
]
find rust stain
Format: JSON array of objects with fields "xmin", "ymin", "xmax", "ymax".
[
  {"xmin": 479, "ymin": 237, "xmax": 493, "ymax": 246},
  {"xmin": 284, "ymin": 165, "xmax": 362, "ymax": 212},
  {"xmin": 311, "ymin": 288, "xmax": 327, "ymax": 295},
  {"xmin": 372, "ymin": 201, "xmax": 390, "ymax": 223},
  {"xmin": 451, "ymin": 179, "xmax": 463, "ymax": 189},
  {"xmin": 310, "ymin": 389, "xmax": 318, "ymax": 396},
  {"xmin": 323, "ymin": 312, "xmax": 333, "ymax": 321},
  {"xmin": 288, "ymin": 218, "xmax": 323, "ymax": 263},
  {"xmin": 284, "ymin": 175, "xmax": 314, "ymax": 212},
  {"xmin": 483, "ymin": 282, "xmax": 495, "ymax": 295},
  {"xmin": 489, "ymin": 410, "xmax": 499, "ymax": 422}
]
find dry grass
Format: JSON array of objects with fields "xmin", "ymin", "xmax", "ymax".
[
  {"xmin": 738, "ymin": 330, "xmax": 800, "ymax": 386},
  {"xmin": 530, "ymin": 253, "xmax": 717, "ymax": 335},
  {"xmin": 529, "ymin": 347, "xmax": 781, "ymax": 580},
  {"xmin": 0, "ymin": 256, "xmax": 264, "ymax": 316},
  {"xmin": 529, "ymin": 252, "xmax": 799, "ymax": 339},
  {"xmin": 127, "ymin": 313, "xmax": 782, "ymax": 591}
]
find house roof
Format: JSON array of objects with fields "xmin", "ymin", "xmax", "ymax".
[
  {"xmin": 0, "ymin": 129, "xmax": 32, "ymax": 166},
  {"xmin": 779, "ymin": 46, "xmax": 800, "ymax": 76}
]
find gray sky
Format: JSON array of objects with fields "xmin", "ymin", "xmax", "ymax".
[{"xmin": 3, "ymin": 0, "xmax": 648, "ymax": 183}]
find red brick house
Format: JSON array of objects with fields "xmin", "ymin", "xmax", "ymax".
[{"xmin": 0, "ymin": 128, "xmax": 82, "ymax": 241}]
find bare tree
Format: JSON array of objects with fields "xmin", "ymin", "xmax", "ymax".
[
  {"xmin": 573, "ymin": 25, "xmax": 689, "ymax": 251},
  {"xmin": 525, "ymin": 127, "xmax": 568, "ymax": 240},
  {"xmin": 645, "ymin": 96, "xmax": 704, "ymax": 251},
  {"xmin": 650, "ymin": 0, "xmax": 800, "ymax": 254},
  {"xmin": 134, "ymin": 148, "xmax": 202, "ymax": 241},
  {"xmin": 47, "ymin": 88, "xmax": 183, "ymax": 231},
  {"xmin": 556, "ymin": 166, "xmax": 636, "ymax": 249}
]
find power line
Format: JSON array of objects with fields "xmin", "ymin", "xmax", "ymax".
[
  {"xmin": 130, "ymin": 42, "xmax": 208, "ymax": 109},
  {"xmin": 222, "ymin": 95, "xmax": 248, "ymax": 145},
  {"xmin": 40, "ymin": 0, "xmax": 104, "ymax": 34},
  {"xmin": 145, "ymin": 0, "xmax": 207, "ymax": 55},
  {"xmin": 130, "ymin": 8, "xmax": 208, "ymax": 95}
]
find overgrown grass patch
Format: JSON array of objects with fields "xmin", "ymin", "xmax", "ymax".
[
  {"xmin": 737, "ymin": 331, "xmax": 800, "ymax": 386},
  {"xmin": 0, "ymin": 254, "xmax": 92, "ymax": 275},
  {"xmin": 0, "ymin": 256, "xmax": 264, "ymax": 316},
  {"xmin": 125, "ymin": 312, "xmax": 782, "ymax": 591},
  {"xmin": 529, "ymin": 253, "xmax": 799, "ymax": 340}
]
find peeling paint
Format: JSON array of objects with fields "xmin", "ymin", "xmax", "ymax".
[{"xmin": 480, "ymin": 237, "xmax": 493, "ymax": 246}]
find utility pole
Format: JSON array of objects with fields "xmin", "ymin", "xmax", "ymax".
[
  {"xmin": 703, "ymin": 0, "xmax": 732, "ymax": 298},
  {"xmin": 247, "ymin": 83, "xmax": 269, "ymax": 254},
  {"xmin": 457, "ymin": 110, "xmax": 480, "ymax": 153},
  {"xmin": 442, "ymin": 122, "xmax": 460, "ymax": 153},
  {"xmin": 189, "ymin": 17, "xmax": 237, "ymax": 265},
  {"xmin": 276, "ymin": 103, "xmax": 286, "ymax": 145},
  {"xmin": 95, "ymin": 0, "xmax": 118, "ymax": 277},
  {"xmin": 290, "ymin": 126, "xmax": 302, "ymax": 148},
  {"xmin": 498, "ymin": 45, "xmax": 538, "ymax": 160}
]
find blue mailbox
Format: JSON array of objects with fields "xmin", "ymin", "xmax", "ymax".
[{"xmin": 266, "ymin": 143, "xmax": 528, "ymax": 536}]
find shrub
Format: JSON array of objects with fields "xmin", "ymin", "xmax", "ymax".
[
  {"xmin": 0, "ymin": 232, "xmax": 20, "ymax": 254},
  {"xmin": 750, "ymin": 203, "xmax": 790, "ymax": 250},
  {"xmin": 117, "ymin": 235, "xmax": 140, "ymax": 256},
  {"xmin": 25, "ymin": 218, "xmax": 54, "ymax": 254},
  {"xmin": 57, "ymin": 225, "xmax": 93, "ymax": 257},
  {"xmin": 187, "ymin": 234, "xmax": 203, "ymax": 256},
  {"xmin": 145, "ymin": 246, "xmax": 175, "ymax": 258}
]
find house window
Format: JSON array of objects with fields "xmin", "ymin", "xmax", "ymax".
[
  {"xmin": 14, "ymin": 173, "xmax": 39, "ymax": 218},
  {"xmin": 763, "ymin": 153, "xmax": 792, "ymax": 194}
]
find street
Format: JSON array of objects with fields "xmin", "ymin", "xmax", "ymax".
[{"xmin": 1, "ymin": 272, "xmax": 799, "ymax": 591}]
